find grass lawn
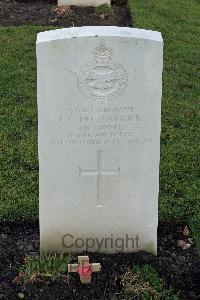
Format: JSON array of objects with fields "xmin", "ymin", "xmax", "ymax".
[
  {"xmin": 19, "ymin": 258, "xmax": 178, "ymax": 299},
  {"xmin": 128, "ymin": 0, "xmax": 200, "ymax": 251},
  {"xmin": 0, "ymin": 0, "xmax": 199, "ymax": 251},
  {"xmin": 0, "ymin": 26, "xmax": 51, "ymax": 221},
  {"xmin": 122, "ymin": 265, "xmax": 178, "ymax": 299}
]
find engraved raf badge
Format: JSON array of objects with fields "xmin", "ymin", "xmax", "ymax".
[{"xmin": 78, "ymin": 43, "xmax": 128, "ymax": 101}]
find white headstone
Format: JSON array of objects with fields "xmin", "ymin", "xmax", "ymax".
[
  {"xmin": 58, "ymin": 0, "xmax": 110, "ymax": 7},
  {"xmin": 37, "ymin": 27, "xmax": 163, "ymax": 255}
]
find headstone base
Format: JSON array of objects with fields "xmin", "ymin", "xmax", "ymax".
[{"xmin": 58, "ymin": 0, "xmax": 110, "ymax": 7}]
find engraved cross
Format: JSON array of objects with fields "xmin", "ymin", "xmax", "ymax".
[{"xmin": 79, "ymin": 150, "xmax": 120, "ymax": 207}]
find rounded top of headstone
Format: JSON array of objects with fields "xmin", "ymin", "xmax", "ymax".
[{"xmin": 37, "ymin": 26, "xmax": 163, "ymax": 44}]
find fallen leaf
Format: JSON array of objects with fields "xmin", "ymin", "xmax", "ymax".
[
  {"xmin": 12, "ymin": 275, "xmax": 20, "ymax": 285},
  {"xmin": 52, "ymin": 5, "xmax": 72, "ymax": 17},
  {"xmin": 29, "ymin": 273, "xmax": 45, "ymax": 283},
  {"xmin": 30, "ymin": 273, "xmax": 38, "ymax": 283},
  {"xmin": 177, "ymin": 240, "xmax": 191, "ymax": 250},
  {"xmin": 113, "ymin": 275, "xmax": 118, "ymax": 286},
  {"xmin": 183, "ymin": 243, "xmax": 191, "ymax": 250},
  {"xmin": 112, "ymin": 275, "xmax": 121, "ymax": 287},
  {"xmin": 99, "ymin": 13, "xmax": 106, "ymax": 20},
  {"xmin": 183, "ymin": 225, "xmax": 190, "ymax": 237},
  {"xmin": 188, "ymin": 237, "xmax": 193, "ymax": 244}
]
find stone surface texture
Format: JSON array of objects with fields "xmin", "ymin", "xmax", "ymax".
[
  {"xmin": 58, "ymin": 0, "xmax": 110, "ymax": 7},
  {"xmin": 37, "ymin": 26, "xmax": 163, "ymax": 255}
]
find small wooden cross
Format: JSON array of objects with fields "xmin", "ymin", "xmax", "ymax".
[{"xmin": 68, "ymin": 256, "xmax": 101, "ymax": 284}]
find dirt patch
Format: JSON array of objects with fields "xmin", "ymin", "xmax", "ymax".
[
  {"xmin": 0, "ymin": 222, "xmax": 199, "ymax": 299},
  {"xmin": 0, "ymin": 0, "xmax": 131, "ymax": 27}
]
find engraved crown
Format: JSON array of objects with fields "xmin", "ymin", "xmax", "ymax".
[{"xmin": 93, "ymin": 44, "xmax": 112, "ymax": 65}]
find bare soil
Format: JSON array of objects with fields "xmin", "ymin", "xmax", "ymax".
[
  {"xmin": 0, "ymin": 222, "xmax": 199, "ymax": 299},
  {"xmin": 0, "ymin": 0, "xmax": 131, "ymax": 27}
]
